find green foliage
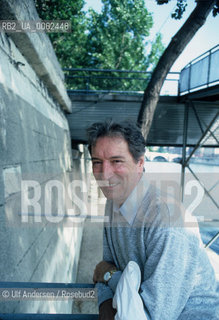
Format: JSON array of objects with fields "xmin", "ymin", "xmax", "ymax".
[
  {"xmin": 84, "ymin": 0, "xmax": 164, "ymax": 91},
  {"xmin": 88, "ymin": 0, "xmax": 152, "ymax": 69},
  {"xmin": 171, "ymin": 0, "xmax": 187, "ymax": 20},
  {"xmin": 35, "ymin": 0, "xmax": 88, "ymax": 68},
  {"xmin": 35, "ymin": 0, "xmax": 164, "ymax": 91},
  {"xmin": 156, "ymin": 0, "xmax": 219, "ymax": 19},
  {"xmin": 156, "ymin": 0, "xmax": 187, "ymax": 19},
  {"xmin": 213, "ymin": 0, "xmax": 219, "ymax": 16}
]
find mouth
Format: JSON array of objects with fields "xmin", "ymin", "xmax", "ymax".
[
  {"xmin": 108, "ymin": 183, "xmax": 118, "ymax": 187},
  {"xmin": 100, "ymin": 182, "xmax": 119, "ymax": 189}
]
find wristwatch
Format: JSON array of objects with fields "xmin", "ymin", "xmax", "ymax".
[{"xmin": 103, "ymin": 270, "xmax": 117, "ymax": 284}]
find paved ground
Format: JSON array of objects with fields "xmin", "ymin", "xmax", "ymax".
[
  {"xmin": 72, "ymin": 184, "xmax": 105, "ymax": 315},
  {"xmin": 72, "ymin": 219, "xmax": 103, "ymax": 314}
]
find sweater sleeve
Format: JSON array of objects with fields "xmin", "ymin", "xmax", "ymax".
[
  {"xmin": 96, "ymin": 226, "xmax": 122, "ymax": 306},
  {"xmin": 140, "ymin": 229, "xmax": 200, "ymax": 320}
]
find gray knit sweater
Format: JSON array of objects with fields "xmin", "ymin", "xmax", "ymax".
[{"xmin": 96, "ymin": 175, "xmax": 219, "ymax": 319}]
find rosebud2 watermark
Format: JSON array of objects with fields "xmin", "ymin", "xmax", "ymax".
[{"xmin": 3, "ymin": 171, "xmax": 218, "ymax": 227}]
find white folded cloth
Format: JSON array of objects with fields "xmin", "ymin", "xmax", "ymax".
[{"xmin": 113, "ymin": 261, "xmax": 147, "ymax": 320}]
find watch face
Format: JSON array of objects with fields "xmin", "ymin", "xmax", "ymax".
[{"xmin": 104, "ymin": 272, "xmax": 111, "ymax": 282}]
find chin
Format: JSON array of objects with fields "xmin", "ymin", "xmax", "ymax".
[
  {"xmin": 103, "ymin": 192, "xmax": 114, "ymax": 200},
  {"xmin": 102, "ymin": 190, "xmax": 118, "ymax": 201}
]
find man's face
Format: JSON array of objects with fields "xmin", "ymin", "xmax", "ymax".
[{"xmin": 91, "ymin": 136, "xmax": 144, "ymax": 206}]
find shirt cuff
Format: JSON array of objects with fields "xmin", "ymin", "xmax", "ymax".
[
  {"xmin": 95, "ymin": 282, "xmax": 114, "ymax": 307},
  {"xmin": 108, "ymin": 270, "xmax": 122, "ymax": 293}
]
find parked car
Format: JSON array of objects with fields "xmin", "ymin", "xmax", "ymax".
[
  {"xmin": 153, "ymin": 156, "xmax": 167, "ymax": 162},
  {"xmin": 172, "ymin": 157, "xmax": 182, "ymax": 163}
]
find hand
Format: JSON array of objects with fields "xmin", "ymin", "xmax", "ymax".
[
  {"xmin": 93, "ymin": 260, "xmax": 117, "ymax": 283},
  {"xmin": 98, "ymin": 299, "xmax": 117, "ymax": 320}
]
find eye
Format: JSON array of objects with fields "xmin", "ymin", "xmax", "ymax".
[
  {"xmin": 92, "ymin": 161, "xmax": 102, "ymax": 166},
  {"xmin": 112, "ymin": 159, "xmax": 123, "ymax": 164}
]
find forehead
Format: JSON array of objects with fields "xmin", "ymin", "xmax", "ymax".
[{"xmin": 91, "ymin": 136, "xmax": 131, "ymax": 157}]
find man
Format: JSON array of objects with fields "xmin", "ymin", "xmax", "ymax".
[{"xmin": 87, "ymin": 120, "xmax": 219, "ymax": 320}]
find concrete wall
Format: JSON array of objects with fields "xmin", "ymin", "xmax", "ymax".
[{"xmin": 0, "ymin": 0, "xmax": 87, "ymax": 314}]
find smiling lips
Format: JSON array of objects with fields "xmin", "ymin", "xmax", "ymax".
[
  {"xmin": 101, "ymin": 181, "xmax": 120, "ymax": 188},
  {"xmin": 108, "ymin": 183, "xmax": 118, "ymax": 187}
]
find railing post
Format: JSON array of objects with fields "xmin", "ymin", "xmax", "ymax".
[
  {"xmin": 86, "ymin": 76, "xmax": 90, "ymax": 91},
  {"xmin": 180, "ymin": 101, "xmax": 189, "ymax": 201},
  {"xmin": 207, "ymin": 49, "xmax": 212, "ymax": 87},
  {"xmin": 178, "ymin": 73, "xmax": 180, "ymax": 97},
  {"xmin": 188, "ymin": 63, "xmax": 191, "ymax": 93}
]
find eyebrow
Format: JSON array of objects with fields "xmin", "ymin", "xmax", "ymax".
[
  {"xmin": 91, "ymin": 156, "xmax": 125, "ymax": 161},
  {"xmin": 110, "ymin": 156, "xmax": 125, "ymax": 159}
]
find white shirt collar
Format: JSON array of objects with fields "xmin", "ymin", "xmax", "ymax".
[{"xmin": 113, "ymin": 174, "xmax": 149, "ymax": 225}]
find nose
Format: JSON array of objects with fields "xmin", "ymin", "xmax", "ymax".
[{"xmin": 101, "ymin": 161, "xmax": 114, "ymax": 180}]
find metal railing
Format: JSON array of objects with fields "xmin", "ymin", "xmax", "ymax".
[
  {"xmin": 63, "ymin": 45, "xmax": 219, "ymax": 97},
  {"xmin": 179, "ymin": 44, "xmax": 219, "ymax": 95},
  {"xmin": 64, "ymin": 68, "xmax": 180, "ymax": 96}
]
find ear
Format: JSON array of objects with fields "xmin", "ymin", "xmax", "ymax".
[{"xmin": 137, "ymin": 155, "xmax": 145, "ymax": 172}]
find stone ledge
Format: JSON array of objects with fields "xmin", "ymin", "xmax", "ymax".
[{"xmin": 0, "ymin": 0, "xmax": 72, "ymax": 113}]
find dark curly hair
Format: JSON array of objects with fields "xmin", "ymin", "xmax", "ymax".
[{"xmin": 87, "ymin": 119, "xmax": 145, "ymax": 163}]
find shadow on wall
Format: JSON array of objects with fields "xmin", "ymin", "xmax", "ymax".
[{"xmin": 0, "ymin": 69, "xmax": 87, "ymax": 314}]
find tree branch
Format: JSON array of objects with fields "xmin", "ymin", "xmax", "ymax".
[{"xmin": 137, "ymin": 0, "xmax": 217, "ymax": 140}]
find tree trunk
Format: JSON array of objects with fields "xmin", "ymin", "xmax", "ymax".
[{"xmin": 137, "ymin": 0, "xmax": 217, "ymax": 140}]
